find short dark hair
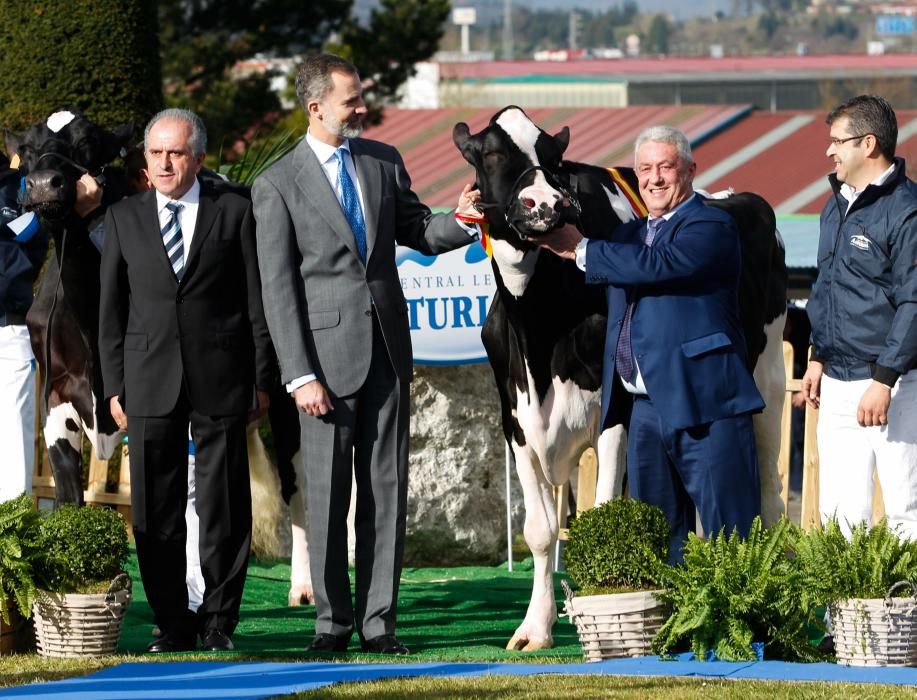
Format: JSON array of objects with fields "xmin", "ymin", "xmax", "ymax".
[
  {"xmin": 826, "ymin": 95, "xmax": 898, "ymax": 161},
  {"xmin": 295, "ymin": 53, "xmax": 359, "ymax": 110}
]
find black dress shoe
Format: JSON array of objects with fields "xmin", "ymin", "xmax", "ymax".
[
  {"xmin": 307, "ymin": 633, "xmax": 350, "ymax": 652},
  {"xmin": 361, "ymin": 634, "xmax": 409, "ymax": 655},
  {"xmin": 146, "ymin": 632, "xmax": 197, "ymax": 653},
  {"xmin": 201, "ymin": 629, "xmax": 235, "ymax": 651}
]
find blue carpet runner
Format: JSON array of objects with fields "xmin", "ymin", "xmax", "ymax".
[{"xmin": 2, "ymin": 654, "xmax": 917, "ymax": 699}]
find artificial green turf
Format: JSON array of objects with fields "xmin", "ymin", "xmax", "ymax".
[{"xmin": 118, "ymin": 550, "xmax": 584, "ymax": 661}]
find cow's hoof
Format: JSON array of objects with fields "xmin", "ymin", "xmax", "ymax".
[
  {"xmin": 505, "ymin": 634, "xmax": 553, "ymax": 651},
  {"xmin": 288, "ymin": 587, "xmax": 315, "ymax": 606}
]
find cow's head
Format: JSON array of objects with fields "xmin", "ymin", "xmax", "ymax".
[
  {"xmin": 453, "ymin": 106, "xmax": 575, "ymax": 248},
  {"xmin": 5, "ymin": 110, "xmax": 133, "ymax": 223}
]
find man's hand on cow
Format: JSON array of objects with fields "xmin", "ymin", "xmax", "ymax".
[
  {"xmin": 536, "ymin": 223, "xmax": 583, "ymax": 260},
  {"xmin": 109, "ymin": 396, "xmax": 127, "ymax": 431},
  {"xmin": 857, "ymin": 381, "xmax": 892, "ymax": 428},
  {"xmin": 800, "ymin": 360, "xmax": 823, "ymax": 408},
  {"xmin": 74, "ymin": 173, "xmax": 103, "ymax": 218},
  {"xmin": 293, "ymin": 380, "xmax": 334, "ymax": 417},
  {"xmin": 455, "ymin": 183, "xmax": 484, "ymax": 221},
  {"xmin": 248, "ymin": 389, "xmax": 271, "ymax": 425}
]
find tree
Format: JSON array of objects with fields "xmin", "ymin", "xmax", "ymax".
[
  {"xmin": 159, "ymin": 0, "xmax": 450, "ymax": 152},
  {"xmin": 646, "ymin": 14, "xmax": 672, "ymax": 55},
  {"xmin": 0, "ymin": 0, "xmax": 161, "ymax": 132},
  {"xmin": 334, "ymin": 0, "xmax": 450, "ymax": 125}
]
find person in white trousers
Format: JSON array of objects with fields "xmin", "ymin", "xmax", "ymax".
[{"xmin": 802, "ymin": 94, "xmax": 917, "ymax": 540}]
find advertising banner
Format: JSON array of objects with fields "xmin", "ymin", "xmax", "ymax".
[{"xmin": 397, "ymin": 241, "xmax": 496, "ymax": 365}]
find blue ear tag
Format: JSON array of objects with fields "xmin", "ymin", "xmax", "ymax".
[{"xmin": 9, "ymin": 211, "xmax": 38, "ymax": 243}]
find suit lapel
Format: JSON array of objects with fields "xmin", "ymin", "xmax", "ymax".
[
  {"xmin": 183, "ymin": 179, "xmax": 218, "ymax": 279},
  {"xmin": 139, "ymin": 188, "xmax": 179, "ymax": 283},
  {"xmin": 293, "ymin": 138, "xmax": 362, "ymax": 260},
  {"xmin": 350, "ymin": 139, "xmax": 381, "ymax": 261}
]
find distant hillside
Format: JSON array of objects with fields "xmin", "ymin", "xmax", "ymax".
[{"xmin": 356, "ymin": 0, "xmax": 736, "ymax": 25}]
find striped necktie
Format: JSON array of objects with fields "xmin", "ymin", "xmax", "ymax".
[
  {"xmin": 613, "ymin": 217, "xmax": 662, "ymax": 383},
  {"xmin": 162, "ymin": 201, "xmax": 185, "ymax": 280},
  {"xmin": 335, "ymin": 147, "xmax": 367, "ymax": 263}
]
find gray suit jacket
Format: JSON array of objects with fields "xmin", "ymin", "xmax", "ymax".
[{"xmin": 252, "ymin": 136, "xmax": 471, "ymax": 397}]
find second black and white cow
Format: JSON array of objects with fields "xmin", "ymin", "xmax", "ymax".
[
  {"xmin": 6, "ymin": 111, "xmax": 134, "ymax": 504},
  {"xmin": 453, "ymin": 107, "xmax": 787, "ymax": 650}
]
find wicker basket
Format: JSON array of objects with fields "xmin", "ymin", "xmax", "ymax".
[
  {"xmin": 831, "ymin": 581, "xmax": 917, "ymax": 667},
  {"xmin": 562, "ymin": 580, "xmax": 667, "ymax": 661},
  {"xmin": 32, "ymin": 573, "xmax": 132, "ymax": 658}
]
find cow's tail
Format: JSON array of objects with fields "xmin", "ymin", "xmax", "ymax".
[{"xmin": 248, "ymin": 421, "xmax": 285, "ymax": 560}]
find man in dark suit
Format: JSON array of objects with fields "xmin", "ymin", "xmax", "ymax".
[
  {"xmin": 538, "ymin": 125, "xmax": 764, "ymax": 560},
  {"xmin": 252, "ymin": 53, "xmax": 480, "ymax": 655},
  {"xmin": 99, "ymin": 108, "xmax": 273, "ymax": 652}
]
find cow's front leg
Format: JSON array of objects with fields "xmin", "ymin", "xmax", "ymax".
[
  {"xmin": 594, "ymin": 423, "xmax": 627, "ymax": 505},
  {"xmin": 288, "ymin": 451, "xmax": 314, "ymax": 606},
  {"xmin": 507, "ymin": 443, "xmax": 558, "ymax": 651},
  {"xmin": 44, "ymin": 401, "xmax": 85, "ymax": 505}
]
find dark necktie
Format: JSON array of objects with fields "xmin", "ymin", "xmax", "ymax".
[
  {"xmin": 614, "ymin": 217, "xmax": 662, "ymax": 383},
  {"xmin": 162, "ymin": 201, "xmax": 185, "ymax": 280},
  {"xmin": 335, "ymin": 147, "xmax": 367, "ymax": 263}
]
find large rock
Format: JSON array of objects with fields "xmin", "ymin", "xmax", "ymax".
[{"xmin": 405, "ymin": 363, "xmax": 523, "ymax": 565}]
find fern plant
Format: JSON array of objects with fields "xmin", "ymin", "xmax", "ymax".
[
  {"xmin": 794, "ymin": 517, "xmax": 917, "ymax": 609},
  {"xmin": 0, "ymin": 494, "xmax": 41, "ymax": 624},
  {"xmin": 218, "ymin": 128, "xmax": 298, "ymax": 187},
  {"xmin": 652, "ymin": 516, "xmax": 821, "ymax": 662}
]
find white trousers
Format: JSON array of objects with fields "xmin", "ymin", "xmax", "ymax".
[
  {"xmin": 0, "ymin": 326, "xmax": 36, "ymax": 503},
  {"xmin": 817, "ymin": 374, "xmax": 917, "ymax": 540},
  {"xmin": 185, "ymin": 449, "xmax": 205, "ymax": 612}
]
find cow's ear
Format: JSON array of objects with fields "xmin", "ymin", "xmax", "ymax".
[
  {"xmin": 553, "ymin": 126, "xmax": 570, "ymax": 155},
  {"xmin": 111, "ymin": 123, "xmax": 135, "ymax": 149},
  {"xmin": 453, "ymin": 122, "xmax": 471, "ymax": 149},
  {"xmin": 4, "ymin": 130, "xmax": 22, "ymax": 159}
]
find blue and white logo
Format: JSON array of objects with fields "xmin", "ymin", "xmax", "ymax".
[{"xmin": 397, "ymin": 244, "xmax": 496, "ymax": 365}]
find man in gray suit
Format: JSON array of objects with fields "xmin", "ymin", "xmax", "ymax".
[{"xmin": 252, "ymin": 53, "xmax": 480, "ymax": 655}]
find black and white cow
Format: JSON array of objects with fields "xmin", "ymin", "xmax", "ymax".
[
  {"xmin": 6, "ymin": 111, "xmax": 134, "ymax": 504},
  {"xmin": 453, "ymin": 106, "xmax": 787, "ymax": 650}
]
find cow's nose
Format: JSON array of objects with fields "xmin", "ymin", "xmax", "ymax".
[{"xmin": 26, "ymin": 170, "xmax": 64, "ymax": 192}]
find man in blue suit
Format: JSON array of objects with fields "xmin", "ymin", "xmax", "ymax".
[{"xmin": 538, "ymin": 125, "xmax": 764, "ymax": 558}]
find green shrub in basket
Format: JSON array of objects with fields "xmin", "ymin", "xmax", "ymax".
[
  {"xmin": 33, "ymin": 505, "xmax": 128, "ymax": 594},
  {"xmin": 563, "ymin": 497, "xmax": 670, "ymax": 595},
  {"xmin": 0, "ymin": 494, "xmax": 41, "ymax": 623}
]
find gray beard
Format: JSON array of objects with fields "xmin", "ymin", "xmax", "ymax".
[{"xmin": 327, "ymin": 113, "xmax": 363, "ymax": 140}]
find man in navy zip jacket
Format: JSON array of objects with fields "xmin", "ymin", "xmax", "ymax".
[
  {"xmin": 537, "ymin": 125, "xmax": 764, "ymax": 560},
  {"xmin": 802, "ymin": 95, "xmax": 917, "ymax": 540}
]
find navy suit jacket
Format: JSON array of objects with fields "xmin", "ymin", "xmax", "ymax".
[{"xmin": 586, "ymin": 195, "xmax": 764, "ymax": 431}]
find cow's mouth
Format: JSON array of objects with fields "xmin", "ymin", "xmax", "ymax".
[
  {"xmin": 28, "ymin": 199, "xmax": 72, "ymax": 223},
  {"xmin": 508, "ymin": 202, "xmax": 566, "ymax": 240}
]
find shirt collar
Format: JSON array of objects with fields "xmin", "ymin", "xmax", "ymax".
[
  {"xmin": 156, "ymin": 177, "xmax": 200, "ymax": 213},
  {"xmin": 306, "ymin": 131, "xmax": 351, "ymax": 166},
  {"xmin": 649, "ymin": 192, "xmax": 697, "ymax": 223},
  {"xmin": 839, "ymin": 162, "xmax": 896, "ymax": 204}
]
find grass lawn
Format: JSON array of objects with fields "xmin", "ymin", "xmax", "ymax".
[{"xmin": 1, "ymin": 552, "xmax": 913, "ymax": 698}]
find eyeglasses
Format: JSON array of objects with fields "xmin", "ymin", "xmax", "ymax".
[{"xmin": 829, "ymin": 134, "xmax": 869, "ymax": 146}]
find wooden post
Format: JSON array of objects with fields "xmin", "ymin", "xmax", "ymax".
[
  {"xmin": 776, "ymin": 341, "xmax": 794, "ymax": 515},
  {"xmin": 576, "ymin": 448, "xmax": 598, "ymax": 514}
]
